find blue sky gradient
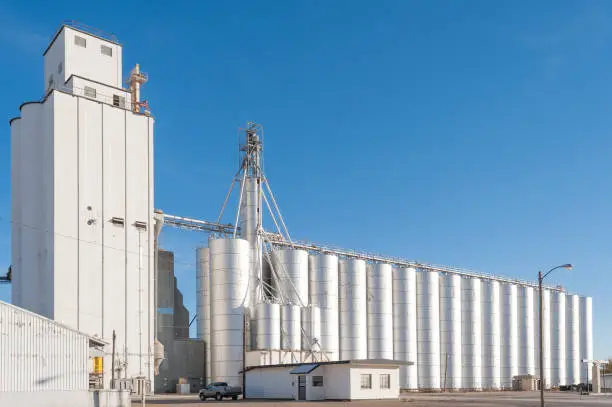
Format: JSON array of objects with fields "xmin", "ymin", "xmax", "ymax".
[{"xmin": 0, "ymin": 1, "xmax": 609, "ymax": 358}]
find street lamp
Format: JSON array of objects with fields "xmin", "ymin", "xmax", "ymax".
[{"xmin": 539, "ymin": 263, "xmax": 573, "ymax": 407}]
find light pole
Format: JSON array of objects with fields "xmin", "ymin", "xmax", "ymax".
[{"xmin": 539, "ymin": 263, "xmax": 573, "ymax": 407}]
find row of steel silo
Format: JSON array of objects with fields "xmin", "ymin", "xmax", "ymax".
[{"xmin": 196, "ymin": 240, "xmax": 593, "ymax": 390}]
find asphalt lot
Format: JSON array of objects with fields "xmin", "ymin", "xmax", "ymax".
[{"xmin": 134, "ymin": 391, "xmax": 612, "ymax": 406}]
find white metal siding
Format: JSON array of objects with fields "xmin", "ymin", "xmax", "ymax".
[
  {"xmin": 245, "ymin": 367, "xmax": 295, "ymax": 399},
  {"xmin": 0, "ymin": 301, "xmax": 89, "ymax": 392},
  {"xmin": 348, "ymin": 367, "xmax": 399, "ymax": 400},
  {"xmin": 439, "ymin": 273, "xmax": 461, "ymax": 390}
]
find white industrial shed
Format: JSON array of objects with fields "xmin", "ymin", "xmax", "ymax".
[
  {"xmin": 0, "ymin": 300, "xmax": 128, "ymax": 407},
  {"xmin": 244, "ymin": 359, "xmax": 410, "ymax": 401}
]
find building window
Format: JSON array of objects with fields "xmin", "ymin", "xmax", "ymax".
[
  {"xmin": 380, "ymin": 374, "xmax": 390, "ymax": 389},
  {"xmin": 312, "ymin": 376, "xmax": 323, "ymax": 387},
  {"xmin": 58, "ymin": 62, "xmax": 62, "ymax": 74},
  {"xmin": 84, "ymin": 86, "xmax": 96, "ymax": 98},
  {"xmin": 75, "ymin": 36, "xmax": 87, "ymax": 48},
  {"xmin": 360, "ymin": 374, "xmax": 372, "ymax": 390},
  {"xmin": 101, "ymin": 45, "xmax": 113, "ymax": 57},
  {"xmin": 113, "ymin": 94, "xmax": 126, "ymax": 108}
]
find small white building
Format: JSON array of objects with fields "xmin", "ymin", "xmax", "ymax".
[{"xmin": 244, "ymin": 359, "xmax": 410, "ymax": 401}]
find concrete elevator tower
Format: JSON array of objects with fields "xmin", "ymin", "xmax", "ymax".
[{"xmin": 10, "ymin": 23, "xmax": 155, "ymax": 389}]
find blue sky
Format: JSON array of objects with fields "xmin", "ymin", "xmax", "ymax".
[{"xmin": 0, "ymin": 1, "xmax": 609, "ymax": 359}]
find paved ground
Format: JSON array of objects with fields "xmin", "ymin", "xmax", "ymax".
[{"xmin": 134, "ymin": 391, "xmax": 612, "ymax": 407}]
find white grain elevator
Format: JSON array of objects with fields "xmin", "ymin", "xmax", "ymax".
[{"xmin": 10, "ymin": 24, "xmax": 155, "ymax": 389}]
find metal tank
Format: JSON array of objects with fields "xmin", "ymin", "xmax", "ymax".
[
  {"xmin": 518, "ymin": 286, "xmax": 536, "ymax": 376},
  {"xmin": 501, "ymin": 283, "xmax": 518, "ymax": 389},
  {"xmin": 534, "ymin": 289, "xmax": 552, "ymax": 389},
  {"xmin": 439, "ymin": 273, "xmax": 462, "ymax": 391},
  {"xmin": 271, "ymin": 249, "xmax": 309, "ymax": 306},
  {"xmin": 196, "ymin": 247, "xmax": 211, "ymax": 381},
  {"xmin": 550, "ymin": 291, "xmax": 566, "ymax": 387},
  {"xmin": 255, "ymin": 302, "xmax": 281, "ymax": 350},
  {"xmin": 308, "ymin": 254, "xmax": 339, "ymax": 360},
  {"xmin": 339, "ymin": 258, "xmax": 367, "ymax": 359},
  {"xmin": 239, "ymin": 177, "xmax": 262, "ymax": 309},
  {"xmin": 393, "ymin": 267, "xmax": 418, "ymax": 390},
  {"xmin": 579, "ymin": 296, "xmax": 593, "ymax": 384},
  {"xmin": 209, "ymin": 237, "xmax": 249, "ymax": 386},
  {"xmin": 366, "ymin": 263, "xmax": 393, "ymax": 359},
  {"xmin": 416, "ymin": 269, "xmax": 441, "ymax": 391},
  {"xmin": 461, "ymin": 277, "xmax": 482, "ymax": 391},
  {"xmin": 301, "ymin": 305, "xmax": 322, "ymax": 351},
  {"xmin": 566, "ymin": 294, "xmax": 580, "ymax": 385},
  {"xmin": 481, "ymin": 280, "xmax": 501, "ymax": 390},
  {"xmin": 280, "ymin": 304, "xmax": 301, "ymax": 350}
]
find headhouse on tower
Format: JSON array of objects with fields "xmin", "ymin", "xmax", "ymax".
[{"xmin": 10, "ymin": 22, "xmax": 155, "ymax": 389}]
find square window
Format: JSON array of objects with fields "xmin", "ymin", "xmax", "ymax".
[
  {"xmin": 101, "ymin": 45, "xmax": 112, "ymax": 57},
  {"xmin": 75, "ymin": 36, "xmax": 86, "ymax": 48},
  {"xmin": 312, "ymin": 376, "xmax": 323, "ymax": 387},
  {"xmin": 360, "ymin": 374, "xmax": 372, "ymax": 390},
  {"xmin": 84, "ymin": 86, "xmax": 96, "ymax": 98},
  {"xmin": 380, "ymin": 374, "xmax": 390, "ymax": 389},
  {"xmin": 113, "ymin": 95, "xmax": 126, "ymax": 108}
]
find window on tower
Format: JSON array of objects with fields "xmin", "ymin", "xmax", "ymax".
[
  {"xmin": 74, "ymin": 35, "xmax": 87, "ymax": 48},
  {"xmin": 101, "ymin": 45, "xmax": 112, "ymax": 57},
  {"xmin": 84, "ymin": 86, "xmax": 96, "ymax": 99}
]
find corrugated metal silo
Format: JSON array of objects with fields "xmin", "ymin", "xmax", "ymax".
[
  {"xmin": 416, "ymin": 269, "xmax": 441, "ymax": 391},
  {"xmin": 209, "ymin": 237, "xmax": 249, "ymax": 386},
  {"xmin": 272, "ymin": 249, "xmax": 309, "ymax": 306},
  {"xmin": 501, "ymin": 283, "xmax": 518, "ymax": 389},
  {"xmin": 439, "ymin": 273, "xmax": 462, "ymax": 390},
  {"xmin": 308, "ymin": 254, "xmax": 339, "ymax": 360},
  {"xmin": 280, "ymin": 304, "xmax": 301, "ymax": 350},
  {"xmin": 566, "ymin": 294, "xmax": 580, "ymax": 385},
  {"xmin": 461, "ymin": 277, "xmax": 482, "ymax": 391},
  {"xmin": 339, "ymin": 259, "xmax": 367, "ymax": 359},
  {"xmin": 481, "ymin": 280, "xmax": 501, "ymax": 390},
  {"xmin": 366, "ymin": 263, "xmax": 393, "ymax": 359},
  {"xmin": 393, "ymin": 267, "xmax": 418, "ymax": 390},
  {"xmin": 535, "ymin": 289, "xmax": 552, "ymax": 389},
  {"xmin": 301, "ymin": 305, "xmax": 322, "ymax": 351},
  {"xmin": 579, "ymin": 296, "xmax": 593, "ymax": 384},
  {"xmin": 518, "ymin": 286, "xmax": 536, "ymax": 376},
  {"xmin": 255, "ymin": 302, "xmax": 281, "ymax": 350},
  {"xmin": 196, "ymin": 247, "xmax": 210, "ymax": 381},
  {"xmin": 550, "ymin": 291, "xmax": 566, "ymax": 386}
]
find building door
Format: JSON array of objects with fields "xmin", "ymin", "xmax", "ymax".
[{"xmin": 298, "ymin": 375, "xmax": 306, "ymax": 400}]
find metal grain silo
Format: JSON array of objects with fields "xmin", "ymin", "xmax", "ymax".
[
  {"xmin": 518, "ymin": 286, "xmax": 536, "ymax": 376},
  {"xmin": 301, "ymin": 305, "xmax": 322, "ymax": 351},
  {"xmin": 416, "ymin": 269, "xmax": 441, "ymax": 391},
  {"xmin": 280, "ymin": 304, "xmax": 301, "ymax": 350},
  {"xmin": 367, "ymin": 263, "xmax": 393, "ymax": 359},
  {"xmin": 481, "ymin": 280, "xmax": 501, "ymax": 390},
  {"xmin": 393, "ymin": 267, "xmax": 418, "ymax": 390},
  {"xmin": 566, "ymin": 294, "xmax": 580, "ymax": 385},
  {"xmin": 255, "ymin": 302, "xmax": 281, "ymax": 350},
  {"xmin": 535, "ymin": 289, "xmax": 552, "ymax": 389},
  {"xmin": 308, "ymin": 254, "xmax": 339, "ymax": 360},
  {"xmin": 339, "ymin": 259, "xmax": 367, "ymax": 359},
  {"xmin": 550, "ymin": 291, "xmax": 566, "ymax": 387},
  {"xmin": 209, "ymin": 237, "xmax": 249, "ymax": 386},
  {"xmin": 579, "ymin": 296, "xmax": 593, "ymax": 384},
  {"xmin": 439, "ymin": 273, "xmax": 462, "ymax": 390},
  {"xmin": 501, "ymin": 283, "xmax": 518, "ymax": 389},
  {"xmin": 461, "ymin": 277, "xmax": 482, "ymax": 391},
  {"xmin": 271, "ymin": 249, "xmax": 309, "ymax": 306},
  {"xmin": 196, "ymin": 247, "xmax": 211, "ymax": 381}
]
